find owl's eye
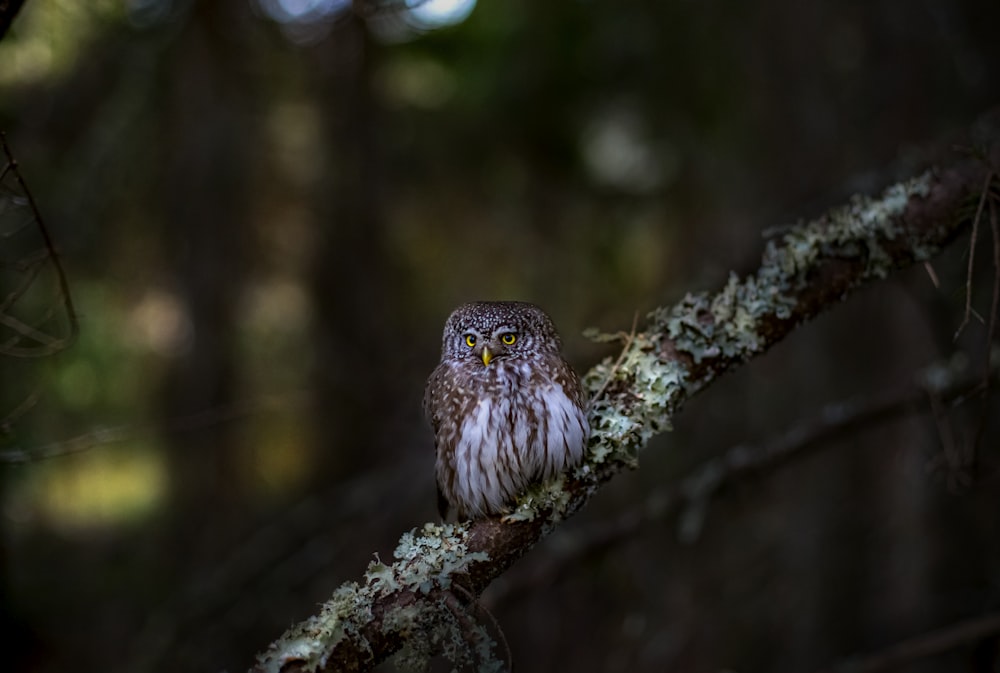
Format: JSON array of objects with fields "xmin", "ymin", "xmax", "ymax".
[
  {"xmin": 501, "ymin": 333, "xmax": 517, "ymax": 345},
  {"xmin": 464, "ymin": 334, "xmax": 476, "ymax": 348}
]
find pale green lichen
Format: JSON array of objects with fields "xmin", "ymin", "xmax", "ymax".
[
  {"xmin": 385, "ymin": 596, "xmax": 505, "ymax": 673},
  {"xmin": 576, "ymin": 173, "xmax": 934, "ymax": 482},
  {"xmin": 653, "ymin": 283, "xmax": 782, "ymax": 367},
  {"xmin": 652, "ymin": 172, "xmax": 934, "ymax": 378},
  {"xmin": 582, "ymin": 330, "xmax": 687, "ymax": 472},
  {"xmin": 383, "ymin": 605, "xmax": 429, "ymax": 671},
  {"xmin": 255, "ymin": 524, "xmax": 492, "ymax": 673},
  {"xmin": 256, "ymin": 172, "xmax": 939, "ymax": 673},
  {"xmin": 586, "ymin": 403, "xmax": 644, "ymax": 464},
  {"xmin": 505, "ymin": 474, "xmax": 573, "ymax": 522},
  {"xmin": 386, "ymin": 523, "xmax": 489, "ymax": 593},
  {"xmin": 435, "ymin": 612, "xmax": 503, "ymax": 673},
  {"xmin": 788, "ymin": 172, "xmax": 932, "ymax": 281},
  {"xmin": 372, "ymin": 523, "xmax": 504, "ymax": 672},
  {"xmin": 254, "ymin": 583, "xmax": 372, "ymax": 673}
]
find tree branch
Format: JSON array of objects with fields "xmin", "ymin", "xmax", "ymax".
[
  {"xmin": 815, "ymin": 611, "xmax": 1000, "ymax": 673},
  {"xmin": 250, "ymin": 111, "xmax": 998, "ymax": 673},
  {"xmin": 0, "ymin": 134, "xmax": 80, "ymax": 358},
  {"xmin": 486, "ymin": 351, "xmax": 997, "ymax": 607}
]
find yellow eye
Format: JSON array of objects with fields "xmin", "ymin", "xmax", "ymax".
[
  {"xmin": 465, "ymin": 334, "xmax": 476, "ymax": 348},
  {"xmin": 501, "ymin": 333, "xmax": 516, "ymax": 345}
]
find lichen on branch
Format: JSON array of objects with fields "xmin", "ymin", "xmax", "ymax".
[{"xmin": 251, "ymin": 130, "xmax": 992, "ymax": 673}]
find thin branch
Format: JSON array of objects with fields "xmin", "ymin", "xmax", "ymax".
[
  {"xmin": 923, "ymin": 260, "xmax": 941, "ymax": 288},
  {"xmin": 588, "ymin": 310, "xmax": 639, "ymax": 407},
  {"xmin": 814, "ymin": 611, "xmax": 1000, "ymax": 673},
  {"xmin": 0, "ymin": 247, "xmax": 51, "ymax": 313},
  {"xmin": 932, "ymin": 170, "xmax": 1000, "ymax": 480},
  {"xmin": 969, "ymin": 185, "xmax": 1000, "ymax": 468},
  {"xmin": 0, "ymin": 309, "xmax": 63, "ymax": 349},
  {"xmin": 0, "ymin": 133, "xmax": 80, "ymax": 357},
  {"xmin": 954, "ymin": 171, "xmax": 994, "ymax": 339},
  {"xmin": 449, "ymin": 582, "xmax": 512, "ymax": 673},
  {"xmin": 0, "ymin": 391, "xmax": 309, "ymax": 464},
  {"xmin": 986, "ymin": 194, "xmax": 999, "ymax": 386},
  {"xmin": 0, "ymin": 386, "xmax": 39, "ymax": 435},
  {"xmin": 925, "ymin": 381, "xmax": 972, "ymax": 492},
  {"xmin": 487, "ymin": 353, "xmax": 996, "ymax": 606},
  {"xmin": 250, "ymin": 111, "xmax": 997, "ymax": 673}
]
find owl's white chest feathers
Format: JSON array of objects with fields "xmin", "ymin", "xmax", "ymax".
[{"xmin": 437, "ymin": 360, "xmax": 589, "ymax": 519}]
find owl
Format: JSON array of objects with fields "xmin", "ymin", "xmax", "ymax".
[{"xmin": 423, "ymin": 301, "xmax": 590, "ymax": 521}]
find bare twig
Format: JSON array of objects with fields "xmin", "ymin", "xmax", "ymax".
[
  {"xmin": 969, "ymin": 188, "xmax": 1000, "ymax": 468},
  {"xmin": 0, "ymin": 391, "xmax": 309, "ymax": 464},
  {"xmin": 0, "ymin": 247, "xmax": 50, "ymax": 313},
  {"xmin": 488, "ymin": 354, "xmax": 996, "ymax": 606},
  {"xmin": 924, "ymin": 380, "xmax": 973, "ymax": 491},
  {"xmin": 449, "ymin": 582, "xmax": 512, "ymax": 673},
  {"xmin": 986, "ymin": 195, "xmax": 999, "ymax": 387},
  {"xmin": 923, "ymin": 260, "xmax": 941, "ymax": 288},
  {"xmin": 0, "ymin": 386, "xmax": 39, "ymax": 435},
  {"xmin": 814, "ymin": 611, "xmax": 1000, "ymax": 673},
  {"xmin": 588, "ymin": 310, "xmax": 639, "ymax": 407},
  {"xmin": 933, "ymin": 171, "xmax": 1000, "ymax": 480},
  {"xmin": 954, "ymin": 172, "xmax": 994, "ymax": 340},
  {"xmin": 0, "ymin": 133, "xmax": 79, "ymax": 358}
]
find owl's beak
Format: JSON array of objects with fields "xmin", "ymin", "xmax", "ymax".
[{"xmin": 481, "ymin": 346, "xmax": 493, "ymax": 367}]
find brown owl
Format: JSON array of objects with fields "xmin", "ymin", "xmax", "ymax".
[{"xmin": 424, "ymin": 301, "xmax": 590, "ymax": 520}]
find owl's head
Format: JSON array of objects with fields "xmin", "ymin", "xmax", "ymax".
[{"xmin": 440, "ymin": 301, "xmax": 562, "ymax": 366}]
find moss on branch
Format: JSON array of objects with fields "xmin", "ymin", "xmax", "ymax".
[{"xmin": 251, "ymin": 125, "xmax": 994, "ymax": 673}]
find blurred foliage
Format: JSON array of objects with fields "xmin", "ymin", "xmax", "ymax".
[
  {"xmin": 1, "ymin": 0, "xmax": 999, "ymax": 672},
  {"xmin": 0, "ymin": 0, "xmax": 122, "ymax": 87}
]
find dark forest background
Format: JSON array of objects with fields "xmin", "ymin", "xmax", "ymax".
[{"xmin": 1, "ymin": 1, "xmax": 999, "ymax": 671}]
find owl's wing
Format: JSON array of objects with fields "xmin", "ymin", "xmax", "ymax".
[
  {"xmin": 425, "ymin": 365, "xmax": 455, "ymax": 520},
  {"xmin": 552, "ymin": 357, "xmax": 588, "ymax": 408},
  {"xmin": 422, "ymin": 365, "xmax": 445, "ymax": 430},
  {"xmin": 436, "ymin": 484, "xmax": 450, "ymax": 520}
]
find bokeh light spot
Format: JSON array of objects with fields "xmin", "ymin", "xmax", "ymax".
[
  {"xmin": 406, "ymin": 0, "xmax": 477, "ymax": 29},
  {"xmin": 127, "ymin": 289, "xmax": 194, "ymax": 357},
  {"xmin": 6, "ymin": 445, "xmax": 167, "ymax": 533}
]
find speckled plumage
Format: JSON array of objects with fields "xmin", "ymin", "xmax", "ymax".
[{"xmin": 424, "ymin": 301, "xmax": 589, "ymax": 520}]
